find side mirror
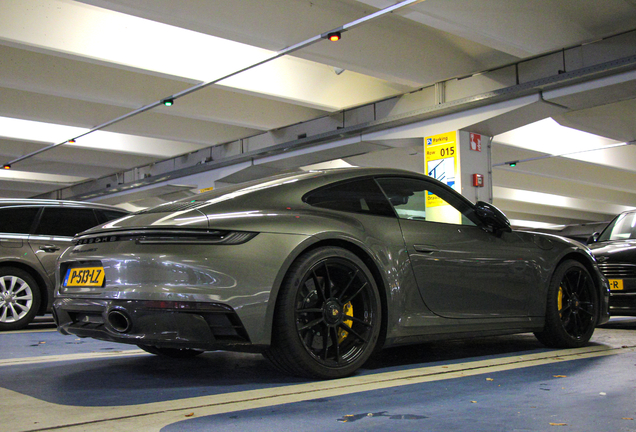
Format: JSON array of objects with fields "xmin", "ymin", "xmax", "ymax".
[
  {"xmin": 587, "ymin": 232, "xmax": 600, "ymax": 244},
  {"xmin": 474, "ymin": 201, "xmax": 512, "ymax": 234}
]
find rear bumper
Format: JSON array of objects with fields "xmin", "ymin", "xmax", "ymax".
[{"xmin": 53, "ymin": 298, "xmax": 255, "ymax": 351}]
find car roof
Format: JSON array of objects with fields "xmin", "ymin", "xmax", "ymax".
[
  {"xmin": 184, "ymin": 167, "xmax": 476, "ymax": 213},
  {"xmin": 193, "ymin": 167, "xmax": 447, "ymax": 201},
  {"xmin": 0, "ymin": 198, "xmax": 129, "ymax": 212}
]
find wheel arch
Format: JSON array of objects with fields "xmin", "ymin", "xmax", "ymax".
[
  {"xmin": 0, "ymin": 260, "xmax": 50, "ymax": 315},
  {"xmin": 555, "ymin": 252, "xmax": 595, "ymax": 277},
  {"xmin": 551, "ymin": 251, "xmax": 608, "ymax": 323},
  {"xmin": 534, "ymin": 250, "xmax": 605, "ymax": 347},
  {"xmin": 263, "ymin": 236, "xmax": 389, "ymax": 350}
]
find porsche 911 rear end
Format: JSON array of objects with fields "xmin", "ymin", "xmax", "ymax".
[{"xmin": 53, "ymin": 226, "xmax": 308, "ymax": 352}]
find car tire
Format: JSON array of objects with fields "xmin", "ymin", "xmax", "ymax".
[
  {"xmin": 0, "ymin": 267, "xmax": 41, "ymax": 331},
  {"xmin": 264, "ymin": 246, "xmax": 381, "ymax": 379},
  {"xmin": 534, "ymin": 260, "xmax": 598, "ymax": 348},
  {"xmin": 137, "ymin": 345, "xmax": 204, "ymax": 358}
]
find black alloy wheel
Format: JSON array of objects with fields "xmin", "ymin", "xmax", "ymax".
[
  {"xmin": 265, "ymin": 246, "xmax": 381, "ymax": 379},
  {"xmin": 534, "ymin": 260, "xmax": 598, "ymax": 348}
]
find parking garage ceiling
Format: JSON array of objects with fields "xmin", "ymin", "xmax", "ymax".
[{"xmin": 1, "ymin": 0, "xmax": 636, "ymax": 230}]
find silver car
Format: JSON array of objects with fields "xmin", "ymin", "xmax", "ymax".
[
  {"xmin": 0, "ymin": 199, "xmax": 128, "ymax": 330},
  {"xmin": 53, "ymin": 168, "xmax": 609, "ymax": 379}
]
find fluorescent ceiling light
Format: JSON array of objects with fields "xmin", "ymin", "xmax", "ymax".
[
  {"xmin": 494, "ymin": 186, "xmax": 635, "ymax": 215},
  {"xmin": 0, "ymin": 0, "xmax": 406, "ymax": 111},
  {"xmin": 496, "ymin": 118, "xmax": 621, "ymax": 155},
  {"xmin": 0, "ymin": 117, "xmax": 86, "ymax": 144},
  {"xmin": 0, "ymin": 116, "xmax": 203, "ymax": 158},
  {"xmin": 0, "ymin": 0, "xmax": 271, "ymax": 84},
  {"xmin": 0, "ymin": 168, "xmax": 85, "ymax": 184}
]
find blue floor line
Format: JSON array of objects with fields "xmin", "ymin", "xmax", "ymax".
[
  {"xmin": 0, "ymin": 332, "xmax": 559, "ymax": 407},
  {"xmin": 161, "ymin": 353, "xmax": 636, "ymax": 432}
]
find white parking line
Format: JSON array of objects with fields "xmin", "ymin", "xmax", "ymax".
[
  {"xmin": 0, "ymin": 349, "xmax": 147, "ymax": 367},
  {"xmin": 3, "ymin": 328, "xmax": 57, "ymax": 335}
]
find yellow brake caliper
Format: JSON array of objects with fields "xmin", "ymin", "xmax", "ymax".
[
  {"xmin": 338, "ymin": 302, "xmax": 353, "ymax": 343},
  {"xmin": 558, "ymin": 286, "xmax": 564, "ymax": 317}
]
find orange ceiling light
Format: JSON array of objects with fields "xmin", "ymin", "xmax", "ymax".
[{"xmin": 327, "ymin": 32, "xmax": 341, "ymax": 42}]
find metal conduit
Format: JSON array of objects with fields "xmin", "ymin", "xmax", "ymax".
[{"xmin": 5, "ymin": 0, "xmax": 427, "ymax": 168}]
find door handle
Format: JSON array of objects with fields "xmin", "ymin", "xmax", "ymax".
[
  {"xmin": 413, "ymin": 244, "xmax": 437, "ymax": 254},
  {"xmin": 39, "ymin": 245, "xmax": 60, "ymax": 252}
]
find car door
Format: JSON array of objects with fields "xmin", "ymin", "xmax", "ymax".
[{"xmin": 376, "ymin": 176, "xmax": 539, "ymax": 319}]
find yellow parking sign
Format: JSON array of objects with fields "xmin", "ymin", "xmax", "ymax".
[{"xmin": 425, "ymin": 131, "xmax": 457, "ymax": 208}]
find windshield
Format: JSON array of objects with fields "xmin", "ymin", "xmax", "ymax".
[{"xmin": 598, "ymin": 211, "xmax": 636, "ymax": 241}]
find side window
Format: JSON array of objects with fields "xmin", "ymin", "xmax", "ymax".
[
  {"xmin": 35, "ymin": 208, "xmax": 100, "ymax": 237},
  {"xmin": 95, "ymin": 209, "xmax": 128, "ymax": 224},
  {"xmin": 0, "ymin": 207, "xmax": 41, "ymax": 234},
  {"xmin": 376, "ymin": 177, "xmax": 475, "ymax": 226},
  {"xmin": 303, "ymin": 178, "xmax": 395, "ymax": 217}
]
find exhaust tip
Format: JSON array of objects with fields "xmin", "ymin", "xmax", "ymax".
[{"xmin": 107, "ymin": 309, "xmax": 132, "ymax": 333}]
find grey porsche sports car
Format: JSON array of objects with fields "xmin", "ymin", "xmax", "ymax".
[{"xmin": 53, "ymin": 168, "xmax": 609, "ymax": 379}]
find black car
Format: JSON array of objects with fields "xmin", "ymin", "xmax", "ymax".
[
  {"xmin": 0, "ymin": 199, "xmax": 129, "ymax": 330},
  {"xmin": 588, "ymin": 209, "xmax": 636, "ymax": 316}
]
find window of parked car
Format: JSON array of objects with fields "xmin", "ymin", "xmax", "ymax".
[
  {"xmin": 598, "ymin": 211, "xmax": 636, "ymax": 241},
  {"xmin": 0, "ymin": 207, "xmax": 41, "ymax": 234},
  {"xmin": 95, "ymin": 209, "xmax": 128, "ymax": 224},
  {"xmin": 375, "ymin": 177, "xmax": 476, "ymax": 226},
  {"xmin": 303, "ymin": 178, "xmax": 395, "ymax": 217},
  {"xmin": 34, "ymin": 208, "xmax": 101, "ymax": 237}
]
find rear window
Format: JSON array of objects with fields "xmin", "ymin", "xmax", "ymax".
[
  {"xmin": 303, "ymin": 178, "xmax": 394, "ymax": 217},
  {"xmin": 95, "ymin": 209, "xmax": 128, "ymax": 223},
  {"xmin": 34, "ymin": 208, "xmax": 100, "ymax": 237},
  {"xmin": 0, "ymin": 207, "xmax": 40, "ymax": 234}
]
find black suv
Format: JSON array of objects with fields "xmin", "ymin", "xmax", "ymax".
[{"xmin": 0, "ymin": 199, "xmax": 129, "ymax": 330}]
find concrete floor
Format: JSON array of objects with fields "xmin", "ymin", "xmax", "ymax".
[{"xmin": 1, "ymin": 316, "xmax": 635, "ymax": 432}]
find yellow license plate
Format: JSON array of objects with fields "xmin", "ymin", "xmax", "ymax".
[
  {"xmin": 64, "ymin": 267, "xmax": 105, "ymax": 287},
  {"xmin": 609, "ymin": 279, "xmax": 624, "ymax": 291}
]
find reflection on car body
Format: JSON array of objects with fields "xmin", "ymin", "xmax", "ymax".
[
  {"xmin": 53, "ymin": 168, "xmax": 609, "ymax": 379},
  {"xmin": 588, "ymin": 209, "xmax": 636, "ymax": 316},
  {"xmin": 0, "ymin": 199, "xmax": 129, "ymax": 330}
]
